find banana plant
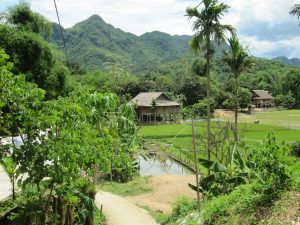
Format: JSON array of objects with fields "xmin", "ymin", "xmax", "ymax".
[{"xmin": 189, "ymin": 145, "xmax": 256, "ymax": 196}]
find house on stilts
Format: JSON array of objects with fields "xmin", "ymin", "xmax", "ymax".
[
  {"xmin": 130, "ymin": 92, "xmax": 180, "ymax": 124},
  {"xmin": 252, "ymin": 90, "xmax": 274, "ymax": 108}
]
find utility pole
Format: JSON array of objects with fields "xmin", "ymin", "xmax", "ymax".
[{"xmin": 192, "ymin": 118, "xmax": 200, "ymax": 210}]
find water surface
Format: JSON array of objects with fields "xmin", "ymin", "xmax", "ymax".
[{"xmin": 139, "ymin": 153, "xmax": 193, "ymax": 176}]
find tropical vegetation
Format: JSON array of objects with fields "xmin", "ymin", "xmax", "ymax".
[{"xmin": 0, "ymin": 1, "xmax": 300, "ymax": 224}]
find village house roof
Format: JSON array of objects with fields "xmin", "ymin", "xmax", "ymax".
[
  {"xmin": 130, "ymin": 92, "xmax": 180, "ymax": 107},
  {"xmin": 252, "ymin": 90, "xmax": 273, "ymax": 100}
]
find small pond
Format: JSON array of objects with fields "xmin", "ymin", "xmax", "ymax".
[{"xmin": 139, "ymin": 152, "xmax": 193, "ymax": 176}]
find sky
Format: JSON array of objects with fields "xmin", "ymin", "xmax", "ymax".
[{"xmin": 1, "ymin": 0, "xmax": 300, "ymax": 59}]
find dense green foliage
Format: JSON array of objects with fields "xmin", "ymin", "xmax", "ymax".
[
  {"xmin": 0, "ymin": 46, "xmax": 138, "ymax": 224},
  {"xmin": 1, "ymin": 2, "xmax": 300, "ymax": 224},
  {"xmin": 291, "ymin": 141, "xmax": 300, "ymax": 157},
  {"xmin": 274, "ymin": 92, "xmax": 296, "ymax": 108},
  {"xmin": 273, "ymin": 56, "xmax": 300, "ymax": 67},
  {"xmin": 159, "ymin": 135, "xmax": 298, "ymax": 225},
  {"xmin": 49, "ymin": 11, "xmax": 300, "ymax": 109},
  {"xmin": 0, "ymin": 3, "xmax": 70, "ymax": 99}
]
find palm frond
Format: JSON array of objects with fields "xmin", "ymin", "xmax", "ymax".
[
  {"xmin": 222, "ymin": 35, "xmax": 254, "ymax": 77},
  {"xmin": 186, "ymin": 0, "xmax": 233, "ymax": 55},
  {"xmin": 290, "ymin": 4, "xmax": 300, "ymax": 19},
  {"xmin": 189, "ymin": 33, "xmax": 205, "ymax": 53}
]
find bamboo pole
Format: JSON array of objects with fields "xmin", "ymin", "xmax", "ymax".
[{"xmin": 192, "ymin": 118, "xmax": 200, "ymax": 210}]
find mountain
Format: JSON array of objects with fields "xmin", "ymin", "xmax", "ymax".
[
  {"xmin": 273, "ymin": 56, "xmax": 300, "ymax": 67},
  {"xmin": 51, "ymin": 15, "xmax": 225, "ymax": 72}
]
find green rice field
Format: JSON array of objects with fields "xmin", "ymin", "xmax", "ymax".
[{"xmin": 139, "ymin": 110, "xmax": 300, "ymax": 152}]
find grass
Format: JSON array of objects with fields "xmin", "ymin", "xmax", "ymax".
[
  {"xmin": 139, "ymin": 122, "xmax": 300, "ymax": 152},
  {"xmin": 139, "ymin": 110, "xmax": 300, "ymax": 173},
  {"xmin": 139, "ymin": 109, "xmax": 300, "ymax": 150},
  {"xmin": 94, "ymin": 207, "xmax": 106, "ymax": 225},
  {"xmin": 99, "ymin": 176, "xmax": 152, "ymax": 196},
  {"xmin": 138, "ymin": 110, "xmax": 300, "ymax": 225},
  {"xmin": 254, "ymin": 109, "xmax": 300, "ymax": 129}
]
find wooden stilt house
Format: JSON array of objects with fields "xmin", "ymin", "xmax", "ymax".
[
  {"xmin": 252, "ymin": 90, "xmax": 274, "ymax": 108},
  {"xmin": 130, "ymin": 92, "xmax": 181, "ymax": 124}
]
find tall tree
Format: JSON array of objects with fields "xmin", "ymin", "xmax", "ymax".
[
  {"xmin": 186, "ymin": 0, "xmax": 234, "ymax": 162},
  {"xmin": 223, "ymin": 35, "xmax": 254, "ymax": 142},
  {"xmin": 281, "ymin": 69, "xmax": 300, "ymax": 106},
  {"xmin": 0, "ymin": 3, "xmax": 68, "ymax": 99},
  {"xmin": 4, "ymin": 2, "xmax": 52, "ymax": 36}
]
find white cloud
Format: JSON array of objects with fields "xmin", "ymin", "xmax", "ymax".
[
  {"xmin": 240, "ymin": 35, "xmax": 300, "ymax": 58},
  {"xmin": 1, "ymin": 0, "xmax": 300, "ymax": 58},
  {"xmin": 28, "ymin": 0, "xmax": 195, "ymax": 35}
]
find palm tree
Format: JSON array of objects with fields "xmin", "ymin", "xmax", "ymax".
[
  {"xmin": 186, "ymin": 0, "xmax": 235, "ymax": 162},
  {"xmin": 223, "ymin": 35, "xmax": 254, "ymax": 142},
  {"xmin": 290, "ymin": 4, "xmax": 300, "ymax": 21}
]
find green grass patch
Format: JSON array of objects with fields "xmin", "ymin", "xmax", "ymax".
[
  {"xmin": 94, "ymin": 207, "xmax": 106, "ymax": 225},
  {"xmin": 165, "ymin": 182, "xmax": 285, "ymax": 225},
  {"xmin": 155, "ymin": 196, "xmax": 197, "ymax": 225},
  {"xmin": 254, "ymin": 110, "xmax": 300, "ymax": 129},
  {"xmin": 139, "ymin": 118, "xmax": 300, "ymax": 177},
  {"xmin": 99, "ymin": 176, "xmax": 152, "ymax": 196},
  {"xmin": 139, "ymin": 121, "xmax": 300, "ymax": 152}
]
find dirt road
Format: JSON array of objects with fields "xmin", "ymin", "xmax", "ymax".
[
  {"xmin": 0, "ymin": 166, "xmax": 11, "ymax": 201},
  {"xmin": 126, "ymin": 175, "xmax": 197, "ymax": 213},
  {"xmin": 95, "ymin": 191, "xmax": 158, "ymax": 225}
]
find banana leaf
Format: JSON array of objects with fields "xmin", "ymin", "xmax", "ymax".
[
  {"xmin": 199, "ymin": 158, "xmax": 227, "ymax": 172},
  {"xmin": 226, "ymin": 176, "xmax": 247, "ymax": 185},
  {"xmin": 188, "ymin": 183, "xmax": 199, "ymax": 191},
  {"xmin": 232, "ymin": 149, "xmax": 248, "ymax": 171}
]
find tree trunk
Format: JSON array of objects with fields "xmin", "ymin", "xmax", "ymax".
[
  {"xmin": 110, "ymin": 161, "xmax": 113, "ymax": 181},
  {"xmin": 12, "ymin": 177, "xmax": 15, "ymax": 200},
  {"xmin": 234, "ymin": 76, "xmax": 238, "ymax": 143},
  {"xmin": 58, "ymin": 197, "xmax": 67, "ymax": 225},
  {"xmin": 206, "ymin": 35, "xmax": 212, "ymax": 175},
  {"xmin": 53, "ymin": 197, "xmax": 58, "ymax": 225},
  {"xmin": 43, "ymin": 183, "xmax": 54, "ymax": 225}
]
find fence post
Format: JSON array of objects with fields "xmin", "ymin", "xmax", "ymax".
[{"xmin": 192, "ymin": 118, "xmax": 200, "ymax": 210}]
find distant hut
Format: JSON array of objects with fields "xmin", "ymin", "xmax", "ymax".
[
  {"xmin": 252, "ymin": 90, "xmax": 274, "ymax": 108},
  {"xmin": 130, "ymin": 92, "xmax": 180, "ymax": 124}
]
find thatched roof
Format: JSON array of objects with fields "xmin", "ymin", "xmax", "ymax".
[
  {"xmin": 130, "ymin": 92, "xmax": 180, "ymax": 107},
  {"xmin": 252, "ymin": 90, "xmax": 273, "ymax": 100}
]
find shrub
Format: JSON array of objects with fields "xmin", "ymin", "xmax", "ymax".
[
  {"xmin": 192, "ymin": 98, "xmax": 216, "ymax": 118},
  {"xmin": 248, "ymin": 134, "xmax": 292, "ymax": 194},
  {"xmin": 291, "ymin": 141, "xmax": 300, "ymax": 157},
  {"xmin": 159, "ymin": 196, "xmax": 197, "ymax": 225},
  {"xmin": 198, "ymin": 181, "xmax": 271, "ymax": 224},
  {"xmin": 274, "ymin": 93, "xmax": 296, "ymax": 108}
]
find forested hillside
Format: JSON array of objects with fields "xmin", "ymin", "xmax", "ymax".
[
  {"xmin": 51, "ymin": 15, "xmax": 192, "ymax": 72},
  {"xmin": 50, "ymin": 14, "xmax": 300, "ymax": 109},
  {"xmin": 52, "ymin": 14, "xmax": 300, "ymax": 73},
  {"xmin": 273, "ymin": 56, "xmax": 300, "ymax": 67},
  {"xmin": 51, "ymin": 14, "xmax": 229, "ymax": 72}
]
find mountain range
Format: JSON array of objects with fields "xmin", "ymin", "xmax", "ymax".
[
  {"xmin": 272, "ymin": 56, "xmax": 300, "ymax": 67},
  {"xmin": 51, "ymin": 14, "xmax": 300, "ymax": 72}
]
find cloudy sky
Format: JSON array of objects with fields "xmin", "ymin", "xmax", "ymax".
[{"xmin": 1, "ymin": 0, "xmax": 300, "ymax": 58}]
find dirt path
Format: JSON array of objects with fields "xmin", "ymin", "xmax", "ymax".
[
  {"xmin": 95, "ymin": 191, "xmax": 158, "ymax": 225},
  {"xmin": 126, "ymin": 175, "xmax": 197, "ymax": 213}
]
